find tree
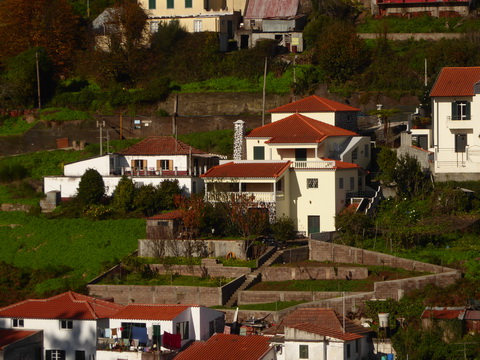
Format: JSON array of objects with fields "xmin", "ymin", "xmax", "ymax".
[
  {"xmin": 0, "ymin": 0, "xmax": 81, "ymax": 74},
  {"xmin": 394, "ymin": 154, "xmax": 431, "ymax": 199},
  {"xmin": 157, "ymin": 180, "xmax": 182, "ymax": 210},
  {"xmin": 76, "ymin": 169, "xmax": 105, "ymax": 206},
  {"xmin": 133, "ymin": 184, "xmax": 159, "ymax": 216},
  {"xmin": 314, "ymin": 21, "xmax": 370, "ymax": 85},
  {"xmin": 112, "ymin": 176, "xmax": 135, "ymax": 214},
  {"xmin": 369, "ymin": 108, "xmax": 401, "ymax": 145},
  {"xmin": 271, "ymin": 215, "xmax": 295, "ymax": 242},
  {"xmin": 376, "ymin": 146, "xmax": 398, "ymax": 185}
]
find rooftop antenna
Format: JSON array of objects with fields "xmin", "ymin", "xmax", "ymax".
[
  {"xmin": 262, "ymin": 57, "xmax": 267, "ymax": 126},
  {"xmin": 424, "ymin": 58, "xmax": 428, "ymax": 87}
]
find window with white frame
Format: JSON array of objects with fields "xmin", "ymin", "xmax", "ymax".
[
  {"xmin": 150, "ymin": 21, "xmax": 159, "ymax": 33},
  {"xmin": 159, "ymin": 159, "xmax": 173, "ymax": 170},
  {"xmin": 194, "ymin": 20, "xmax": 203, "ymax": 32},
  {"xmin": 60, "ymin": 320, "xmax": 73, "ymax": 329},
  {"xmin": 176, "ymin": 321, "xmax": 189, "ymax": 340},
  {"xmin": 46, "ymin": 350, "xmax": 65, "ymax": 360},
  {"xmin": 307, "ymin": 178, "xmax": 318, "ymax": 188},
  {"xmin": 13, "ymin": 318, "xmax": 24, "ymax": 327}
]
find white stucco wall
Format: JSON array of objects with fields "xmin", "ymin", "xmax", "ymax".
[
  {"xmin": 271, "ymin": 112, "xmax": 336, "ymax": 125},
  {"xmin": 44, "ymin": 176, "xmax": 200, "ymax": 198},
  {"xmin": 433, "ymin": 95, "xmax": 480, "ymax": 173},
  {"xmin": 64, "ymin": 155, "xmax": 114, "ymax": 176},
  {"xmin": 0, "ymin": 317, "xmax": 97, "ymax": 360}
]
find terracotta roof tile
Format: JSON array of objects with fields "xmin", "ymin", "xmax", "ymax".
[
  {"xmin": 430, "ymin": 67, "xmax": 480, "ymax": 97},
  {"xmin": 287, "ymin": 323, "xmax": 364, "ymax": 341},
  {"xmin": 147, "ymin": 210, "xmax": 184, "ymax": 220},
  {"xmin": 119, "ymin": 136, "xmax": 207, "ymax": 156},
  {"xmin": 174, "ymin": 333, "xmax": 272, "ymax": 360},
  {"xmin": 110, "ymin": 304, "xmax": 194, "ymax": 321},
  {"xmin": 201, "ymin": 161, "xmax": 291, "ymax": 179},
  {"xmin": 247, "ymin": 114, "xmax": 358, "ymax": 144},
  {"xmin": 269, "ymin": 95, "xmax": 359, "ymax": 113},
  {"xmin": 0, "ymin": 292, "xmax": 123, "ymax": 320},
  {"xmin": 323, "ymin": 158, "xmax": 361, "ymax": 170},
  {"xmin": 265, "ymin": 308, "xmax": 371, "ymax": 336},
  {"xmin": 0, "ymin": 329, "xmax": 40, "ymax": 350}
]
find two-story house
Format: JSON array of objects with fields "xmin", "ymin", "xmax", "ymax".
[
  {"xmin": 138, "ymin": 0, "xmax": 244, "ymax": 51},
  {"xmin": 201, "ymin": 110, "xmax": 371, "ymax": 235},
  {"xmin": 428, "ymin": 66, "xmax": 480, "ymax": 180},
  {"xmin": 44, "ymin": 136, "xmax": 219, "ymax": 199},
  {"xmin": 239, "ymin": 0, "xmax": 306, "ymax": 51}
]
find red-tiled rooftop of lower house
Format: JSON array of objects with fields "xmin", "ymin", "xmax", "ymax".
[
  {"xmin": 247, "ymin": 114, "xmax": 358, "ymax": 144},
  {"xmin": 421, "ymin": 307, "xmax": 466, "ymax": 320},
  {"xmin": 201, "ymin": 161, "xmax": 291, "ymax": 178},
  {"xmin": 0, "ymin": 291, "xmax": 123, "ymax": 320},
  {"xmin": 147, "ymin": 210, "xmax": 184, "ymax": 220},
  {"xmin": 0, "ymin": 329, "xmax": 40, "ymax": 350},
  {"xmin": 430, "ymin": 67, "xmax": 480, "ymax": 97},
  {"xmin": 269, "ymin": 95, "xmax": 360, "ymax": 113},
  {"xmin": 110, "ymin": 304, "xmax": 197, "ymax": 321},
  {"xmin": 264, "ymin": 308, "xmax": 371, "ymax": 336},
  {"xmin": 119, "ymin": 136, "xmax": 207, "ymax": 156},
  {"xmin": 174, "ymin": 333, "xmax": 272, "ymax": 360},
  {"xmin": 287, "ymin": 323, "xmax": 364, "ymax": 341}
]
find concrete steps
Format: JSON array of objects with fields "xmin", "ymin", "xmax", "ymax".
[{"xmin": 224, "ymin": 249, "xmax": 284, "ymax": 308}]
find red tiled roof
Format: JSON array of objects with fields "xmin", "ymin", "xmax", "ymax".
[
  {"xmin": 0, "ymin": 329, "xmax": 40, "ymax": 350},
  {"xmin": 110, "ymin": 304, "xmax": 193, "ymax": 321},
  {"xmin": 0, "ymin": 292, "xmax": 124, "ymax": 320},
  {"xmin": 201, "ymin": 161, "xmax": 291, "ymax": 179},
  {"xmin": 430, "ymin": 67, "xmax": 480, "ymax": 97},
  {"xmin": 269, "ymin": 95, "xmax": 359, "ymax": 113},
  {"xmin": 465, "ymin": 310, "xmax": 480, "ymax": 320},
  {"xmin": 287, "ymin": 323, "xmax": 364, "ymax": 341},
  {"xmin": 147, "ymin": 210, "xmax": 184, "ymax": 220},
  {"xmin": 247, "ymin": 114, "xmax": 358, "ymax": 144},
  {"xmin": 323, "ymin": 158, "xmax": 361, "ymax": 170},
  {"xmin": 421, "ymin": 307, "xmax": 466, "ymax": 320},
  {"xmin": 174, "ymin": 334, "xmax": 272, "ymax": 360},
  {"xmin": 119, "ymin": 136, "xmax": 207, "ymax": 156},
  {"xmin": 264, "ymin": 308, "xmax": 371, "ymax": 335}
]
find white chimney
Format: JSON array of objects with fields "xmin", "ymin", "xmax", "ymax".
[{"xmin": 233, "ymin": 120, "xmax": 246, "ymax": 160}]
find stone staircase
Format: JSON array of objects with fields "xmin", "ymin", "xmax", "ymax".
[{"xmin": 224, "ymin": 249, "xmax": 284, "ymax": 308}]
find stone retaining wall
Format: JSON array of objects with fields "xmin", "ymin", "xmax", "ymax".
[
  {"xmin": 1, "ymin": 203, "xmax": 33, "ymax": 212},
  {"xmin": 238, "ymin": 291, "xmax": 361, "ymax": 305},
  {"xmin": 262, "ymin": 266, "xmax": 368, "ymax": 281},
  {"xmin": 149, "ymin": 264, "xmax": 250, "ymax": 278}
]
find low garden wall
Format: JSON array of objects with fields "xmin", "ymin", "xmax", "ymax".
[
  {"xmin": 148, "ymin": 263, "xmax": 250, "ymax": 279},
  {"xmin": 262, "ymin": 266, "xmax": 368, "ymax": 281},
  {"xmin": 238, "ymin": 291, "xmax": 361, "ymax": 305},
  {"xmin": 274, "ymin": 246, "xmax": 309, "ymax": 264}
]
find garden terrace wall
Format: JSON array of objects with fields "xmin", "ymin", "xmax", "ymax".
[
  {"xmin": 274, "ymin": 246, "xmax": 309, "ymax": 264},
  {"xmin": 238, "ymin": 291, "xmax": 362, "ymax": 305},
  {"xmin": 262, "ymin": 267, "xmax": 368, "ymax": 281},
  {"xmin": 148, "ymin": 264, "xmax": 250, "ymax": 278},
  {"xmin": 309, "ymin": 239, "xmax": 455, "ymax": 274},
  {"xmin": 87, "ymin": 284, "xmax": 223, "ymax": 306}
]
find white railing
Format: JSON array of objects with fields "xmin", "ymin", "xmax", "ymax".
[
  {"xmin": 205, "ymin": 191, "xmax": 275, "ymax": 202},
  {"xmin": 293, "ymin": 161, "xmax": 335, "ymax": 169}
]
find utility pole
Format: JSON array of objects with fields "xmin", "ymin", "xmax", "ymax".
[
  {"xmin": 262, "ymin": 57, "xmax": 267, "ymax": 126},
  {"xmin": 96, "ymin": 120, "xmax": 105, "ymax": 156},
  {"xmin": 36, "ymin": 52, "xmax": 41, "ymax": 110}
]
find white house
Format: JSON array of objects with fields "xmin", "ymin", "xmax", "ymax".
[
  {"xmin": 44, "ymin": 136, "xmax": 219, "ymax": 198},
  {"xmin": 138, "ymin": 0, "xmax": 244, "ymax": 52},
  {"xmin": 429, "ymin": 66, "xmax": 480, "ymax": 180},
  {"xmin": 201, "ymin": 111, "xmax": 371, "ymax": 235},
  {"xmin": 269, "ymin": 95, "xmax": 361, "ymax": 132},
  {"xmin": 0, "ymin": 292, "xmax": 124, "ymax": 360},
  {"xmin": 264, "ymin": 308, "xmax": 373, "ymax": 360}
]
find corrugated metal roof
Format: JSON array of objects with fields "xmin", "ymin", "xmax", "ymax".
[
  {"xmin": 430, "ymin": 67, "xmax": 480, "ymax": 97},
  {"xmin": 247, "ymin": 113, "xmax": 358, "ymax": 144},
  {"xmin": 119, "ymin": 136, "xmax": 206, "ymax": 156},
  {"xmin": 0, "ymin": 292, "xmax": 123, "ymax": 320},
  {"xmin": 245, "ymin": 0, "xmax": 300, "ymax": 19},
  {"xmin": 201, "ymin": 161, "xmax": 291, "ymax": 179},
  {"xmin": 269, "ymin": 95, "xmax": 360, "ymax": 113},
  {"xmin": 174, "ymin": 333, "xmax": 273, "ymax": 360}
]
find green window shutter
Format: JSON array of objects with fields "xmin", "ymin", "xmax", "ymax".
[
  {"xmin": 253, "ymin": 146, "xmax": 265, "ymax": 160},
  {"xmin": 167, "ymin": 0, "xmax": 174, "ymax": 8},
  {"xmin": 451, "ymin": 102, "xmax": 458, "ymax": 119},
  {"xmin": 465, "ymin": 101, "xmax": 471, "ymax": 119},
  {"xmin": 149, "ymin": 0, "xmax": 156, "ymax": 9},
  {"xmin": 185, "ymin": 0, "xmax": 192, "ymax": 7}
]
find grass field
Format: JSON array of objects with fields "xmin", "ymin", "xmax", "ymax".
[{"xmin": 0, "ymin": 211, "xmax": 145, "ymax": 294}]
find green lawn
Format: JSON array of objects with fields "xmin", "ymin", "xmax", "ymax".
[{"xmin": 0, "ymin": 211, "xmax": 145, "ymax": 294}]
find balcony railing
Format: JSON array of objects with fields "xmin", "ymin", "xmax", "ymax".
[
  {"xmin": 205, "ymin": 191, "xmax": 277, "ymax": 202},
  {"xmin": 293, "ymin": 161, "xmax": 335, "ymax": 169},
  {"xmin": 116, "ymin": 167, "xmax": 204, "ymax": 177}
]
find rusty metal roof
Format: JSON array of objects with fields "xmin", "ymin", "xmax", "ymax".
[{"xmin": 245, "ymin": 0, "xmax": 300, "ymax": 19}]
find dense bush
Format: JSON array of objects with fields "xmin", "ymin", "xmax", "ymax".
[
  {"xmin": 76, "ymin": 168, "xmax": 105, "ymax": 206},
  {"xmin": 0, "ymin": 163, "xmax": 29, "ymax": 183}
]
